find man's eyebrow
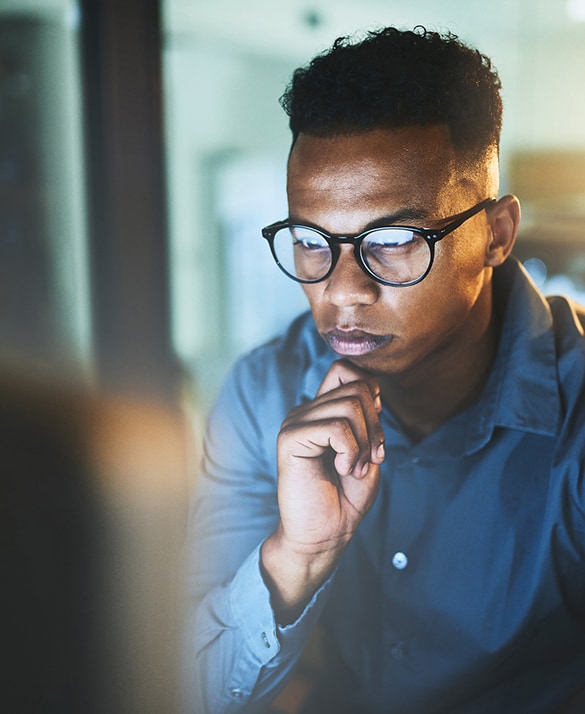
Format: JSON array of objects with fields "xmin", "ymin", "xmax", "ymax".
[
  {"xmin": 364, "ymin": 207, "xmax": 429, "ymax": 230},
  {"xmin": 286, "ymin": 207, "xmax": 430, "ymax": 233}
]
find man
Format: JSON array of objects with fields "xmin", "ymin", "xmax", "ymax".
[{"xmin": 185, "ymin": 27, "xmax": 585, "ymax": 713}]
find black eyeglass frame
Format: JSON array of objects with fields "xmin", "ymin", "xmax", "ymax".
[{"xmin": 262, "ymin": 197, "xmax": 497, "ymax": 287}]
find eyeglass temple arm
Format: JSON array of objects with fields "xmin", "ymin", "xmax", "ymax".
[{"xmin": 438, "ymin": 197, "xmax": 497, "ymax": 234}]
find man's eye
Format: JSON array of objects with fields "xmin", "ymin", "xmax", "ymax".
[
  {"xmin": 368, "ymin": 229, "xmax": 418, "ymax": 247},
  {"xmin": 292, "ymin": 233, "xmax": 328, "ymax": 250},
  {"xmin": 365, "ymin": 229, "xmax": 419, "ymax": 254}
]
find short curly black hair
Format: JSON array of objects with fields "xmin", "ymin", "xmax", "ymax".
[{"xmin": 280, "ymin": 26, "xmax": 503, "ymax": 160}]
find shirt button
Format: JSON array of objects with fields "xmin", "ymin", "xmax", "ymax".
[
  {"xmin": 229, "ymin": 688, "xmax": 244, "ymax": 700},
  {"xmin": 392, "ymin": 551, "xmax": 408, "ymax": 570}
]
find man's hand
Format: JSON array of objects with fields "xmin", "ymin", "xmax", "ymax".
[{"xmin": 261, "ymin": 360, "xmax": 385, "ymax": 624}]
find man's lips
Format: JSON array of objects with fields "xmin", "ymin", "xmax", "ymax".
[{"xmin": 323, "ymin": 328, "xmax": 394, "ymax": 357}]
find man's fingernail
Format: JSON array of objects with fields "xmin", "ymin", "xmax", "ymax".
[
  {"xmin": 361, "ymin": 461, "xmax": 370, "ymax": 478},
  {"xmin": 377, "ymin": 442, "xmax": 385, "ymax": 459}
]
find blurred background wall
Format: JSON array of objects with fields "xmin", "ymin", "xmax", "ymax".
[{"xmin": 0, "ymin": 0, "xmax": 89, "ymax": 372}]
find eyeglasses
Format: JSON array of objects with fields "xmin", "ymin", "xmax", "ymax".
[{"xmin": 262, "ymin": 197, "xmax": 496, "ymax": 287}]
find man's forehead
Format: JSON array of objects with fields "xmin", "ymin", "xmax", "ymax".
[
  {"xmin": 286, "ymin": 126, "xmax": 498, "ymax": 205},
  {"xmin": 288, "ymin": 127, "xmax": 456, "ymax": 179},
  {"xmin": 286, "ymin": 126, "xmax": 459, "ymax": 201}
]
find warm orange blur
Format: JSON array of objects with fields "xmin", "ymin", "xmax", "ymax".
[{"xmin": 2, "ymin": 367, "xmax": 195, "ymax": 713}]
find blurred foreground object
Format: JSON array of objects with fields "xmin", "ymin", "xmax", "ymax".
[{"xmin": 1, "ymin": 367, "xmax": 192, "ymax": 713}]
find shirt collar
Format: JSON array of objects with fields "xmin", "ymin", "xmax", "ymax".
[{"xmin": 464, "ymin": 257, "xmax": 561, "ymax": 453}]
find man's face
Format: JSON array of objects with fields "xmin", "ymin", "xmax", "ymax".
[{"xmin": 286, "ymin": 126, "xmax": 499, "ymax": 377}]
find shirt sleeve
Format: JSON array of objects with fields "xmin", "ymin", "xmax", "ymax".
[
  {"xmin": 184, "ymin": 544, "xmax": 333, "ymax": 714},
  {"xmin": 182, "ymin": 348, "xmax": 333, "ymax": 714}
]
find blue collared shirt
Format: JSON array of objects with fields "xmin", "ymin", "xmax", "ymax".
[{"xmin": 185, "ymin": 258, "xmax": 585, "ymax": 713}]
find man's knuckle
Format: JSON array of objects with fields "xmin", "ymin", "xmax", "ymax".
[
  {"xmin": 346, "ymin": 394, "xmax": 362, "ymax": 411},
  {"xmin": 278, "ymin": 422, "xmax": 299, "ymax": 442}
]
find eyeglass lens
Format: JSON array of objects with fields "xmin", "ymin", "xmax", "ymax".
[{"xmin": 272, "ymin": 225, "xmax": 432, "ymax": 285}]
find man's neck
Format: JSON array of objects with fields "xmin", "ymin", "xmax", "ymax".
[{"xmin": 378, "ymin": 312, "xmax": 500, "ymax": 444}]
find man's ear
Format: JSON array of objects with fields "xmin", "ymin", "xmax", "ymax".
[{"xmin": 484, "ymin": 194, "xmax": 521, "ymax": 267}]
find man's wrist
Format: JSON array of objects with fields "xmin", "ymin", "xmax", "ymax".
[{"xmin": 260, "ymin": 528, "xmax": 345, "ymax": 625}]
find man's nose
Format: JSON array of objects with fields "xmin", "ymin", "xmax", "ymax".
[{"xmin": 323, "ymin": 245, "xmax": 379, "ymax": 306}]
